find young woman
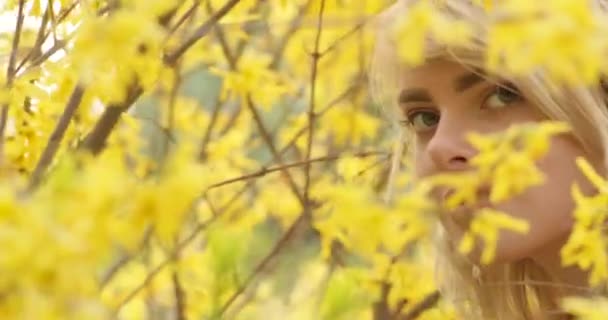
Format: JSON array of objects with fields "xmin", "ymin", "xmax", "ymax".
[{"xmin": 371, "ymin": 1, "xmax": 608, "ymax": 319}]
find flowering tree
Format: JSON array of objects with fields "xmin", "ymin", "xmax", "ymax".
[{"xmin": 0, "ymin": 0, "xmax": 607, "ymax": 319}]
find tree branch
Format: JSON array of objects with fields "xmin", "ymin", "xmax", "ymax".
[
  {"xmin": 303, "ymin": 0, "xmax": 326, "ymax": 211},
  {"xmin": 109, "ymin": 147, "xmax": 381, "ymax": 314},
  {"xmin": 0, "ymin": 0, "xmax": 26, "ymax": 163},
  {"xmin": 197, "ymin": 100, "xmax": 223, "ymax": 161},
  {"xmin": 217, "ymin": 211, "xmax": 310, "ymax": 317},
  {"xmin": 172, "ymin": 250, "xmax": 186, "ymax": 320},
  {"xmin": 166, "ymin": 1, "xmax": 201, "ymax": 38},
  {"xmin": 79, "ymin": 84, "xmax": 143, "ymax": 155},
  {"xmin": 268, "ymin": 0, "xmax": 314, "ymax": 69},
  {"xmin": 244, "ymin": 95, "xmax": 306, "ymax": 206},
  {"xmin": 206, "ymin": 150, "xmax": 386, "ymax": 190},
  {"xmin": 16, "ymin": 1, "xmax": 50, "ymax": 71},
  {"xmin": 203, "ymin": 82, "xmax": 362, "ymax": 223},
  {"xmin": 17, "ymin": 1, "xmax": 95, "ymax": 73},
  {"xmin": 398, "ymin": 291, "xmax": 441, "ymax": 320},
  {"xmin": 164, "ymin": 0, "xmax": 242, "ymax": 66},
  {"xmin": 319, "ymin": 20, "xmax": 366, "ymax": 57},
  {"xmin": 6, "ymin": 0, "xmax": 26, "ymax": 82},
  {"xmin": 81, "ymin": 0, "xmax": 241, "ymax": 155},
  {"xmin": 198, "ymin": 0, "xmax": 264, "ymax": 160},
  {"xmin": 28, "ymin": 85, "xmax": 85, "ymax": 190},
  {"xmin": 99, "ymin": 228, "xmax": 153, "ymax": 288},
  {"xmin": 161, "ymin": 66, "xmax": 182, "ymax": 163}
]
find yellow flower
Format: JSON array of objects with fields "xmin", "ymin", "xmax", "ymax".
[
  {"xmin": 562, "ymin": 296, "xmax": 608, "ymax": 320},
  {"xmin": 561, "ymin": 160, "xmax": 608, "ymax": 285},
  {"xmin": 393, "ymin": 1, "xmax": 471, "ymax": 66},
  {"xmin": 458, "ymin": 208, "xmax": 529, "ymax": 264}
]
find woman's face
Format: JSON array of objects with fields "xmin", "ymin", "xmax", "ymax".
[{"xmin": 399, "ymin": 59, "xmax": 602, "ymax": 264}]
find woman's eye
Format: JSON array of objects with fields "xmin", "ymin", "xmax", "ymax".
[
  {"xmin": 403, "ymin": 110, "xmax": 440, "ymax": 131},
  {"xmin": 483, "ymin": 83, "xmax": 522, "ymax": 109}
]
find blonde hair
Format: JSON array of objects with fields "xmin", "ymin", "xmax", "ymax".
[{"xmin": 371, "ymin": 1, "xmax": 608, "ymax": 319}]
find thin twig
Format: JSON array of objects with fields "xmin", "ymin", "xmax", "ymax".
[
  {"xmin": 207, "ymin": 150, "xmax": 386, "ymax": 190},
  {"xmin": 312, "ymin": 262, "xmax": 337, "ymax": 316},
  {"xmin": 27, "ymin": 37, "xmax": 69, "ymax": 68},
  {"xmin": 217, "ymin": 101, "xmax": 243, "ymax": 136},
  {"xmin": 100, "ymin": 228, "xmax": 153, "ymax": 288},
  {"xmin": 28, "ymin": 85, "xmax": 85, "ymax": 190},
  {"xmin": 162, "ymin": 66, "xmax": 182, "ymax": 163},
  {"xmin": 112, "ymin": 258, "xmax": 170, "ymax": 314},
  {"xmin": 197, "ymin": 0, "xmax": 238, "ymax": 160},
  {"xmin": 198, "ymin": 99, "xmax": 223, "ymax": 161},
  {"xmin": 172, "ymin": 252, "xmax": 186, "ymax": 320},
  {"xmin": 100, "ymin": 253, "xmax": 135, "ymax": 288},
  {"xmin": 268, "ymin": 0, "xmax": 314, "ymax": 69},
  {"xmin": 398, "ymin": 291, "xmax": 441, "ymax": 320},
  {"xmin": 205, "ymin": 82, "xmax": 362, "ymax": 221},
  {"xmin": 0, "ymin": 0, "xmax": 26, "ymax": 162},
  {"xmin": 244, "ymin": 95, "xmax": 306, "ymax": 206},
  {"xmin": 166, "ymin": 63, "xmax": 186, "ymax": 317},
  {"xmin": 198, "ymin": 0, "xmax": 263, "ymax": 159},
  {"xmin": 112, "ymin": 218, "xmax": 215, "ymax": 313},
  {"xmin": 303, "ymin": 0, "xmax": 326, "ymax": 210},
  {"xmin": 283, "ymin": 78, "xmax": 363, "ymax": 153},
  {"xmin": 16, "ymin": 2, "xmax": 50, "ymax": 70},
  {"xmin": 217, "ymin": 212, "xmax": 309, "ymax": 317},
  {"xmin": 206, "ymin": 1, "xmax": 237, "ymax": 69},
  {"xmin": 164, "ymin": 0, "xmax": 242, "ymax": 66},
  {"xmin": 16, "ymin": 1, "xmax": 88, "ymax": 74},
  {"xmin": 166, "ymin": 1, "xmax": 201, "ymax": 38},
  {"xmin": 319, "ymin": 20, "xmax": 366, "ymax": 57},
  {"xmin": 7, "ymin": 0, "xmax": 28, "ymax": 80},
  {"xmin": 232, "ymin": 0, "xmax": 266, "ymax": 61}
]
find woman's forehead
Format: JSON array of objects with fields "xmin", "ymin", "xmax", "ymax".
[
  {"xmin": 400, "ymin": 60, "xmax": 491, "ymax": 94},
  {"xmin": 402, "ymin": 60, "xmax": 477, "ymax": 83}
]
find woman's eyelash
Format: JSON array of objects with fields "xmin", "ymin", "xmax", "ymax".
[
  {"xmin": 398, "ymin": 81, "xmax": 522, "ymax": 128},
  {"xmin": 493, "ymin": 81, "xmax": 521, "ymax": 97},
  {"xmin": 399, "ymin": 118, "xmax": 413, "ymax": 127},
  {"xmin": 503, "ymin": 82, "xmax": 519, "ymax": 92},
  {"xmin": 480, "ymin": 81, "xmax": 524, "ymax": 107}
]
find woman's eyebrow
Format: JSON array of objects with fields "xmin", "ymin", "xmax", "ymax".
[
  {"xmin": 398, "ymin": 70, "xmax": 487, "ymax": 105},
  {"xmin": 454, "ymin": 71, "xmax": 485, "ymax": 92},
  {"xmin": 398, "ymin": 89, "xmax": 432, "ymax": 104}
]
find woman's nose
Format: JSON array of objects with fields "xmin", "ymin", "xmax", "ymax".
[{"xmin": 426, "ymin": 118, "xmax": 477, "ymax": 172}]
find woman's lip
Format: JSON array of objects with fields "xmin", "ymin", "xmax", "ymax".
[
  {"xmin": 445, "ymin": 199, "xmax": 493, "ymax": 228},
  {"xmin": 439, "ymin": 186, "xmax": 493, "ymax": 227},
  {"xmin": 449, "ymin": 206, "xmax": 472, "ymax": 225},
  {"xmin": 441, "ymin": 186, "xmax": 492, "ymax": 204}
]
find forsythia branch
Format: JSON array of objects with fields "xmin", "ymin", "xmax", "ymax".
[
  {"xmin": 303, "ymin": 0, "xmax": 326, "ymax": 210},
  {"xmin": 28, "ymin": 85, "xmax": 85, "ymax": 190},
  {"xmin": 269, "ymin": 0, "xmax": 314, "ymax": 70},
  {"xmin": 0, "ymin": 0, "xmax": 26, "ymax": 163},
  {"xmin": 206, "ymin": 150, "xmax": 387, "ymax": 190},
  {"xmin": 81, "ymin": 0, "xmax": 242, "ymax": 155},
  {"xmin": 398, "ymin": 291, "xmax": 441, "ymax": 320},
  {"xmin": 244, "ymin": 95, "xmax": 307, "ymax": 205},
  {"xmin": 164, "ymin": 0, "xmax": 242, "ymax": 66},
  {"xmin": 217, "ymin": 212, "xmax": 311, "ymax": 317}
]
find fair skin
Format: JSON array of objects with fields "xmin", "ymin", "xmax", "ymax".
[{"xmin": 399, "ymin": 59, "xmax": 603, "ymax": 293}]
